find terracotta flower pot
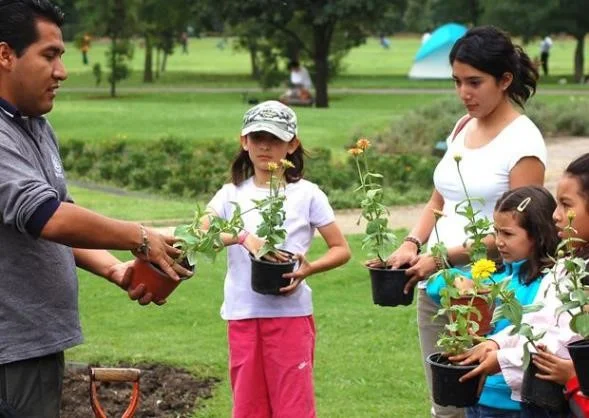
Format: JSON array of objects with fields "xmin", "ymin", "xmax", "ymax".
[
  {"xmin": 367, "ymin": 266, "xmax": 413, "ymax": 307},
  {"xmin": 450, "ymin": 292, "xmax": 494, "ymax": 336},
  {"xmin": 250, "ymin": 251, "xmax": 296, "ymax": 295},
  {"xmin": 130, "ymin": 258, "xmax": 191, "ymax": 300}
]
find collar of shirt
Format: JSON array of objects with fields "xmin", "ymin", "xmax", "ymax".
[{"xmin": 0, "ymin": 97, "xmax": 21, "ymax": 119}]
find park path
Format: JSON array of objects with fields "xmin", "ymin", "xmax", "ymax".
[
  {"xmin": 63, "ymin": 86, "xmax": 589, "ymax": 96},
  {"xmin": 153, "ymin": 136, "xmax": 589, "ymax": 236}
]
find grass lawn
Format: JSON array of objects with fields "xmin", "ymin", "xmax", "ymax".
[
  {"xmin": 68, "ymin": 234, "xmax": 428, "ymax": 418},
  {"xmin": 48, "ymin": 92, "xmax": 448, "ymax": 155},
  {"xmin": 68, "ymin": 184, "xmax": 197, "ymax": 222},
  {"xmin": 61, "ymin": 36, "xmax": 589, "ymax": 90}
]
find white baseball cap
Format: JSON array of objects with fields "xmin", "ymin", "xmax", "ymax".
[{"xmin": 241, "ymin": 100, "xmax": 298, "ymax": 142}]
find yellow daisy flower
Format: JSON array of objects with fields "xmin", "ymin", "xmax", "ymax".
[{"xmin": 471, "ymin": 259, "xmax": 496, "ymax": 280}]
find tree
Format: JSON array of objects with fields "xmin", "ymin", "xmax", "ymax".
[
  {"xmin": 76, "ymin": 0, "xmax": 139, "ymax": 96},
  {"xmin": 483, "ymin": 0, "xmax": 588, "ymax": 83},
  {"xmin": 404, "ymin": 0, "xmax": 481, "ymax": 29},
  {"xmin": 222, "ymin": 0, "xmax": 401, "ymax": 108}
]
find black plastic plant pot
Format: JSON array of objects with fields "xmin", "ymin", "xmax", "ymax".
[
  {"xmin": 567, "ymin": 338, "xmax": 589, "ymax": 396},
  {"xmin": 368, "ymin": 266, "xmax": 413, "ymax": 307},
  {"xmin": 250, "ymin": 251, "xmax": 296, "ymax": 295},
  {"xmin": 426, "ymin": 352, "xmax": 481, "ymax": 408},
  {"xmin": 521, "ymin": 355, "xmax": 568, "ymax": 412}
]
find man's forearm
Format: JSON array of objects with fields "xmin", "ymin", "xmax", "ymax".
[{"xmin": 41, "ymin": 202, "xmax": 142, "ymax": 250}]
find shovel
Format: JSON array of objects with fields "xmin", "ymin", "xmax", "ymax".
[{"xmin": 89, "ymin": 367, "xmax": 141, "ymax": 418}]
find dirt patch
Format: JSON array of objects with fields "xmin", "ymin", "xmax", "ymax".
[{"xmin": 61, "ymin": 363, "xmax": 220, "ymax": 417}]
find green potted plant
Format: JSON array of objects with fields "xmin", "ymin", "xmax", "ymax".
[
  {"xmin": 131, "ymin": 205, "xmax": 244, "ymax": 300},
  {"xmin": 489, "ymin": 278, "xmax": 568, "ymax": 411},
  {"xmin": 552, "ymin": 210, "xmax": 589, "ymax": 396},
  {"xmin": 348, "ymin": 138, "xmax": 405, "ymax": 307},
  {"xmin": 249, "ymin": 159, "xmax": 297, "ymax": 295},
  {"xmin": 426, "ymin": 154, "xmax": 497, "ymax": 407}
]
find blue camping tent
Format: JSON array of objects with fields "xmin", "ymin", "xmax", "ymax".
[{"xmin": 409, "ymin": 23, "xmax": 467, "ymax": 79}]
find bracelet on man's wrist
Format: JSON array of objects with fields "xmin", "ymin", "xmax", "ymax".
[
  {"xmin": 403, "ymin": 235, "xmax": 422, "ymax": 254},
  {"xmin": 135, "ymin": 224, "xmax": 150, "ymax": 257}
]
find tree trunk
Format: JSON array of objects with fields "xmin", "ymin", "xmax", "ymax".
[
  {"xmin": 110, "ymin": 37, "xmax": 116, "ymax": 98},
  {"xmin": 313, "ymin": 24, "xmax": 332, "ymax": 108},
  {"xmin": 143, "ymin": 35, "xmax": 153, "ymax": 83},
  {"xmin": 161, "ymin": 51, "xmax": 168, "ymax": 73},
  {"xmin": 574, "ymin": 34, "xmax": 585, "ymax": 83},
  {"xmin": 155, "ymin": 48, "xmax": 160, "ymax": 79},
  {"xmin": 249, "ymin": 45, "xmax": 259, "ymax": 80}
]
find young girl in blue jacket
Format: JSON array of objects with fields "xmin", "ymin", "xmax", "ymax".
[{"xmin": 427, "ymin": 185, "xmax": 559, "ymax": 417}]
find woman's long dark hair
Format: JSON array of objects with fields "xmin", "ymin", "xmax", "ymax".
[
  {"xmin": 449, "ymin": 25, "xmax": 539, "ymax": 108},
  {"xmin": 494, "ymin": 186, "xmax": 559, "ymax": 284},
  {"xmin": 230, "ymin": 135, "xmax": 305, "ymax": 185}
]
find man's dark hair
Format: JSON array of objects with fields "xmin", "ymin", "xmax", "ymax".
[
  {"xmin": 288, "ymin": 60, "xmax": 300, "ymax": 70},
  {"xmin": 0, "ymin": 0, "xmax": 64, "ymax": 57}
]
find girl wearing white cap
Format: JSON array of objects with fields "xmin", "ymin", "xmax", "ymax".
[{"xmin": 204, "ymin": 100, "xmax": 350, "ymax": 418}]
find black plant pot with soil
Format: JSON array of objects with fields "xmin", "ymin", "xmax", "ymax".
[
  {"xmin": 426, "ymin": 352, "xmax": 482, "ymax": 407},
  {"xmin": 368, "ymin": 265, "xmax": 413, "ymax": 307},
  {"xmin": 250, "ymin": 251, "xmax": 297, "ymax": 295},
  {"xmin": 567, "ymin": 338, "xmax": 589, "ymax": 396},
  {"xmin": 521, "ymin": 355, "xmax": 568, "ymax": 412}
]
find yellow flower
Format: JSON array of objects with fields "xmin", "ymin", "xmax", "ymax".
[
  {"xmin": 280, "ymin": 159, "xmax": 294, "ymax": 169},
  {"xmin": 471, "ymin": 259, "xmax": 496, "ymax": 280},
  {"xmin": 432, "ymin": 209, "xmax": 445, "ymax": 219},
  {"xmin": 454, "ymin": 153, "xmax": 462, "ymax": 162},
  {"xmin": 356, "ymin": 138, "xmax": 371, "ymax": 150},
  {"xmin": 267, "ymin": 162, "xmax": 278, "ymax": 171},
  {"xmin": 567, "ymin": 209, "xmax": 576, "ymax": 222},
  {"xmin": 348, "ymin": 148, "xmax": 363, "ymax": 156}
]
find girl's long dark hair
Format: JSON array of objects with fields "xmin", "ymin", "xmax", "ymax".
[
  {"xmin": 230, "ymin": 137, "xmax": 305, "ymax": 185},
  {"xmin": 449, "ymin": 25, "xmax": 538, "ymax": 108},
  {"xmin": 494, "ymin": 186, "xmax": 559, "ymax": 284}
]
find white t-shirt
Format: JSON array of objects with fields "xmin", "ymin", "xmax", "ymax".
[
  {"xmin": 540, "ymin": 36, "xmax": 553, "ymax": 53},
  {"xmin": 207, "ymin": 177, "xmax": 335, "ymax": 320},
  {"xmin": 290, "ymin": 67, "xmax": 313, "ymax": 90},
  {"xmin": 421, "ymin": 115, "xmax": 547, "ymax": 288}
]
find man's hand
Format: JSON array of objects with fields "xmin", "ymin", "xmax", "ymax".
[{"xmin": 107, "ymin": 261, "xmax": 166, "ymax": 306}]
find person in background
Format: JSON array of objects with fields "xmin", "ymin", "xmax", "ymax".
[
  {"xmin": 279, "ymin": 60, "xmax": 314, "ymax": 106},
  {"xmin": 540, "ymin": 35, "xmax": 553, "ymax": 76}
]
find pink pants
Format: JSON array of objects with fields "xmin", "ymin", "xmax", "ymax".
[{"xmin": 228, "ymin": 316, "xmax": 316, "ymax": 418}]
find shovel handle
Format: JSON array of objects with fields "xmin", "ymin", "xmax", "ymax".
[
  {"xmin": 91, "ymin": 368, "xmax": 141, "ymax": 383},
  {"xmin": 90, "ymin": 367, "xmax": 141, "ymax": 418}
]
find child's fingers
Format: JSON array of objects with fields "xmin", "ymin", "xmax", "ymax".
[
  {"xmin": 458, "ymin": 364, "xmax": 484, "ymax": 383},
  {"xmin": 534, "ymin": 372, "xmax": 553, "ymax": 381}
]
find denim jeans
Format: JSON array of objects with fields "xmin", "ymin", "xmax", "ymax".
[
  {"xmin": 520, "ymin": 403, "xmax": 569, "ymax": 418},
  {"xmin": 466, "ymin": 405, "xmax": 521, "ymax": 418}
]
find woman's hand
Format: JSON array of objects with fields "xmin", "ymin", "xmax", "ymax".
[
  {"xmin": 365, "ymin": 241, "xmax": 418, "ymax": 269},
  {"xmin": 402, "ymin": 254, "xmax": 439, "ymax": 294},
  {"xmin": 533, "ymin": 345, "xmax": 576, "ymax": 385},
  {"xmin": 280, "ymin": 253, "xmax": 311, "ymax": 296}
]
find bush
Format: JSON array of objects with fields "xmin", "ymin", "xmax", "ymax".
[
  {"xmin": 60, "ymin": 137, "xmax": 436, "ymax": 209},
  {"xmin": 375, "ymin": 97, "xmax": 589, "ymax": 154}
]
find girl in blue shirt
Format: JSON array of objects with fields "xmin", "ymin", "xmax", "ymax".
[{"xmin": 427, "ymin": 185, "xmax": 560, "ymax": 417}]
